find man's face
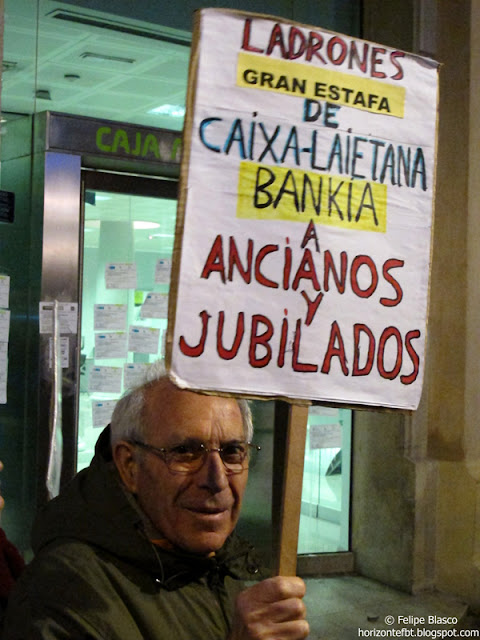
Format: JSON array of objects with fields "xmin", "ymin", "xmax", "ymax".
[{"xmin": 129, "ymin": 381, "xmax": 248, "ymax": 555}]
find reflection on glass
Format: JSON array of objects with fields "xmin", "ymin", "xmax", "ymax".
[
  {"xmin": 77, "ymin": 191, "xmax": 176, "ymax": 471},
  {"xmin": 297, "ymin": 406, "xmax": 352, "ymax": 554}
]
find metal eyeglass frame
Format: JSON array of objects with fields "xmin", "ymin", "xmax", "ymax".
[{"xmin": 129, "ymin": 439, "xmax": 261, "ymax": 475}]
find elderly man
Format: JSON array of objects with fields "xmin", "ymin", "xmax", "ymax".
[{"xmin": 3, "ymin": 365, "xmax": 309, "ymax": 639}]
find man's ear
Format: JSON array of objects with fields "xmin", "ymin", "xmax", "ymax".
[{"xmin": 113, "ymin": 441, "xmax": 139, "ymax": 493}]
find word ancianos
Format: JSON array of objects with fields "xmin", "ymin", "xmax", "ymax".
[{"xmin": 199, "ymin": 231, "xmax": 405, "ymax": 308}]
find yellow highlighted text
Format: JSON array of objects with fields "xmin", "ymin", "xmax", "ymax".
[
  {"xmin": 237, "ymin": 161, "xmax": 387, "ymax": 232},
  {"xmin": 237, "ymin": 51, "xmax": 405, "ymax": 118}
]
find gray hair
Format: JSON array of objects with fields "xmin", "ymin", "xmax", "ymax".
[{"xmin": 110, "ymin": 360, "xmax": 253, "ymax": 446}]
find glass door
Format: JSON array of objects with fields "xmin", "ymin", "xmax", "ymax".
[
  {"xmin": 77, "ymin": 173, "xmax": 177, "ymax": 471},
  {"xmin": 297, "ymin": 406, "xmax": 352, "ymax": 554}
]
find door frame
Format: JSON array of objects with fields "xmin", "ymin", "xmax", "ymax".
[{"xmin": 36, "ymin": 111, "xmax": 182, "ymax": 503}]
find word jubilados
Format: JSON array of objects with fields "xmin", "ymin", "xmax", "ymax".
[{"xmin": 177, "ymin": 224, "xmax": 421, "ymax": 385}]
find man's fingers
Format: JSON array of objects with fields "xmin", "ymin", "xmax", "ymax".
[
  {"xmin": 244, "ymin": 576, "xmax": 306, "ymax": 604},
  {"xmin": 231, "ymin": 576, "xmax": 309, "ymax": 640},
  {"xmin": 272, "ymin": 619, "xmax": 310, "ymax": 640},
  {"xmin": 267, "ymin": 596, "xmax": 307, "ymax": 623}
]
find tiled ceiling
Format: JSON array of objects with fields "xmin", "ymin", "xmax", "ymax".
[{"xmin": 1, "ymin": 0, "xmax": 192, "ymax": 131}]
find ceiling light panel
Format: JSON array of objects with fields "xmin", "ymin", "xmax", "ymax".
[
  {"xmin": 47, "ymin": 9, "xmax": 191, "ymax": 47},
  {"xmin": 108, "ymin": 76, "xmax": 183, "ymax": 100},
  {"xmin": 2, "ymin": 0, "xmax": 192, "ymax": 129}
]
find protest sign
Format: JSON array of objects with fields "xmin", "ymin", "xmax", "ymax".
[{"xmin": 167, "ymin": 9, "xmax": 439, "ymax": 410}]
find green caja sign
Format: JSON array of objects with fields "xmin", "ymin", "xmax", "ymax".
[
  {"xmin": 47, "ymin": 112, "xmax": 182, "ymax": 166},
  {"xmin": 95, "ymin": 125, "xmax": 182, "ymax": 162}
]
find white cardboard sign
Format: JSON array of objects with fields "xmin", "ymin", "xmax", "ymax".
[{"xmin": 168, "ymin": 9, "xmax": 439, "ymax": 410}]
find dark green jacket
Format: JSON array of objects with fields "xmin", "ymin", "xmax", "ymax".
[{"xmin": 2, "ymin": 428, "xmax": 264, "ymax": 639}]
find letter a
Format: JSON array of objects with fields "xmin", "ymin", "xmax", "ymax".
[
  {"xmin": 201, "ymin": 235, "xmax": 226, "ymax": 283},
  {"xmin": 300, "ymin": 219, "xmax": 320, "ymax": 252}
]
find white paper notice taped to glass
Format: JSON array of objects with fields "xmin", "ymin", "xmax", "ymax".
[
  {"xmin": 39, "ymin": 302, "xmax": 78, "ymax": 335},
  {"xmin": 105, "ymin": 263, "xmax": 137, "ymax": 289},
  {"xmin": 92, "ymin": 399, "xmax": 118, "ymax": 427},
  {"xmin": 94, "ymin": 304, "xmax": 127, "ymax": 331},
  {"xmin": 128, "ymin": 326, "xmax": 160, "ymax": 354},
  {"xmin": 88, "ymin": 366, "xmax": 122, "ymax": 394},
  {"xmin": 167, "ymin": 9, "xmax": 440, "ymax": 411},
  {"xmin": 155, "ymin": 259, "xmax": 172, "ymax": 284},
  {"xmin": 0, "ymin": 275, "xmax": 10, "ymax": 309},
  {"xmin": 48, "ymin": 336, "xmax": 69, "ymax": 369},
  {"xmin": 0, "ymin": 310, "xmax": 10, "ymax": 343},
  {"xmin": 95, "ymin": 332, "xmax": 128, "ymax": 359},
  {"xmin": 0, "ymin": 343, "xmax": 7, "ymax": 404},
  {"xmin": 124, "ymin": 362, "xmax": 152, "ymax": 389},
  {"xmin": 309, "ymin": 423, "xmax": 342, "ymax": 449},
  {"xmin": 140, "ymin": 292, "xmax": 169, "ymax": 319}
]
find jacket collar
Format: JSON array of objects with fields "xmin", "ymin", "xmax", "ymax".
[{"xmin": 147, "ymin": 531, "xmax": 264, "ymax": 590}]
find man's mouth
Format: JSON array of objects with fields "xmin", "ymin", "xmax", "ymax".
[
  {"xmin": 183, "ymin": 503, "xmax": 232, "ymax": 518},
  {"xmin": 184, "ymin": 505, "xmax": 230, "ymax": 515}
]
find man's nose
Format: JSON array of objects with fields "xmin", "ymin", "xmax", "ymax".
[{"xmin": 197, "ymin": 450, "xmax": 229, "ymax": 492}]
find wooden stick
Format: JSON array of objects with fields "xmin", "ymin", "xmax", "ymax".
[{"xmin": 275, "ymin": 403, "xmax": 309, "ymax": 576}]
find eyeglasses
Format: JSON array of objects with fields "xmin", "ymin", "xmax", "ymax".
[{"xmin": 130, "ymin": 439, "xmax": 261, "ymax": 475}]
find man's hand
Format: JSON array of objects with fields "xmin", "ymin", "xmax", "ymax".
[{"xmin": 229, "ymin": 576, "xmax": 310, "ymax": 639}]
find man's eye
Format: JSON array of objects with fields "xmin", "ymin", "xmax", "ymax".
[
  {"xmin": 171, "ymin": 444, "xmax": 200, "ymax": 458},
  {"xmin": 222, "ymin": 444, "xmax": 246, "ymax": 458}
]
